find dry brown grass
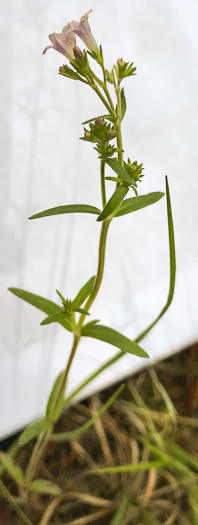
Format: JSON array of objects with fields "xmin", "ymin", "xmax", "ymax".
[{"xmin": 1, "ymin": 343, "xmax": 198, "ymax": 524}]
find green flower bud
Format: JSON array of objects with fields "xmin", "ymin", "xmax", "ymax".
[
  {"xmin": 106, "ymin": 68, "xmax": 115, "ymax": 85},
  {"xmin": 95, "ymin": 116, "xmax": 104, "ymax": 128}
]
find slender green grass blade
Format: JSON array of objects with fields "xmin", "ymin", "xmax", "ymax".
[
  {"xmin": 50, "ymin": 384, "xmax": 124, "ymax": 441},
  {"xmin": 86, "ymin": 459, "xmax": 168, "ymax": 476},
  {"xmin": 110, "ymin": 495, "xmax": 128, "ymax": 525},
  {"xmin": 139, "ymin": 437, "xmax": 193, "ymax": 476},
  {"xmin": 135, "ymin": 176, "xmax": 176, "ymax": 343},
  {"xmin": 167, "ymin": 443, "xmax": 198, "ymax": 472}
]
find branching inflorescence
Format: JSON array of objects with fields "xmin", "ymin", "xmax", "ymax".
[{"xmin": 0, "ymin": 10, "xmax": 176, "ymax": 522}]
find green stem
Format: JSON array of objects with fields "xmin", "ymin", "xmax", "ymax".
[
  {"xmin": 78, "ymin": 219, "xmax": 111, "ymax": 328},
  {"xmin": 91, "ymin": 83, "xmax": 113, "ymax": 115},
  {"xmin": 49, "ymin": 334, "xmax": 80, "ymax": 422},
  {"xmin": 24, "ymin": 431, "xmax": 49, "ymax": 485},
  {"xmin": 103, "ymin": 82, "xmax": 116, "ymax": 116},
  {"xmin": 63, "ymin": 184, "xmax": 176, "ymax": 408},
  {"xmin": 63, "ymin": 350, "xmax": 124, "ymax": 406},
  {"xmin": 89, "ymin": 67, "xmax": 116, "ymax": 115},
  {"xmin": 24, "ymin": 334, "xmax": 80, "ymax": 485},
  {"xmin": 103, "ymin": 84, "xmax": 116, "ymax": 114},
  {"xmin": 24, "ymin": 221, "xmax": 110, "ymax": 484},
  {"xmin": 101, "ymin": 63, "xmax": 116, "ymax": 114},
  {"xmin": 23, "ymin": 67, "xmax": 115, "ymax": 491},
  {"xmin": 115, "ymin": 82, "xmax": 123, "ymax": 166},
  {"xmin": 89, "ymin": 69, "xmax": 104, "ymax": 88},
  {"xmin": 100, "ymin": 160, "xmax": 106, "ymax": 208}
]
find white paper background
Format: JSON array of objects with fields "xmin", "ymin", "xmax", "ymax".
[{"xmin": 0, "ymin": 0, "xmax": 198, "ymax": 439}]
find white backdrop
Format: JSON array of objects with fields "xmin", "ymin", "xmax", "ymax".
[{"xmin": 0, "ymin": 0, "xmax": 198, "ymax": 439}]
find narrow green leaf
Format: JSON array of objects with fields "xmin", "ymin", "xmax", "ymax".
[
  {"xmin": 86, "ymin": 459, "xmax": 168, "ymax": 476},
  {"xmin": 105, "ymin": 158, "xmax": 133, "ymax": 185},
  {"xmin": 81, "ymin": 324, "xmax": 148, "ymax": 358},
  {"xmin": 28, "ymin": 479, "xmax": 61, "ymax": 495},
  {"xmin": 135, "ymin": 177, "xmax": 176, "ymax": 343},
  {"xmin": 81, "ymin": 319, "xmax": 100, "ymax": 329},
  {"xmin": 41, "ymin": 311, "xmax": 67, "ymax": 326},
  {"xmin": 8, "ymin": 289, "xmax": 72, "ymax": 332},
  {"xmin": 115, "ymin": 192, "xmax": 164, "ymax": 217},
  {"xmin": 75, "ymin": 307, "xmax": 90, "ymax": 315},
  {"xmin": 50, "ymin": 384, "xmax": 124, "ymax": 442},
  {"xmin": 165, "ymin": 176, "xmax": 176, "ymax": 302},
  {"xmin": 46, "ymin": 371, "xmax": 65, "ymax": 422},
  {"xmin": 167, "ymin": 443, "xmax": 198, "ymax": 472},
  {"xmin": 116, "ymin": 89, "xmax": 127, "ymax": 120},
  {"xmin": 110, "ymin": 495, "xmax": 128, "ymax": 525},
  {"xmin": 29, "ymin": 204, "xmax": 101, "ymax": 220},
  {"xmin": 82, "ymin": 114, "xmax": 116, "ymax": 125},
  {"xmin": 97, "ymin": 186, "xmax": 129, "ymax": 222},
  {"xmin": 56, "ymin": 289, "xmax": 65, "ymax": 302},
  {"xmin": 105, "ymin": 176, "xmax": 124, "ymax": 184},
  {"xmin": 73, "ymin": 276, "xmax": 95, "ymax": 308},
  {"xmin": 139, "ymin": 437, "xmax": 192, "ymax": 476},
  {"xmin": 120, "ymin": 87, "xmax": 127, "ymax": 118},
  {"xmin": 0, "ymin": 452, "xmax": 24, "ymax": 486},
  {"xmin": 19, "ymin": 420, "xmax": 52, "ymax": 447}
]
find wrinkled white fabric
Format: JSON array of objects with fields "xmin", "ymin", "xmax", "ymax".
[{"xmin": 0, "ymin": 0, "xmax": 198, "ymax": 438}]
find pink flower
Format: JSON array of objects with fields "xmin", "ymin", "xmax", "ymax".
[
  {"xmin": 68, "ymin": 10, "xmax": 99, "ymax": 54},
  {"xmin": 43, "ymin": 10, "xmax": 99, "ymax": 60},
  {"xmin": 43, "ymin": 24, "xmax": 76, "ymax": 60}
]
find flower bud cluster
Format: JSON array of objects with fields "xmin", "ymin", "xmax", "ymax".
[
  {"xmin": 59, "ymin": 64, "xmax": 87, "ymax": 83},
  {"xmin": 70, "ymin": 48, "xmax": 91, "ymax": 77},
  {"xmin": 114, "ymin": 58, "xmax": 136, "ymax": 82},
  {"xmin": 123, "ymin": 158, "xmax": 144, "ymax": 183},
  {"xmin": 56, "ymin": 291, "xmax": 89, "ymax": 317},
  {"xmin": 61, "ymin": 298, "xmax": 74, "ymax": 316},
  {"xmin": 81, "ymin": 118, "xmax": 119, "ymax": 159}
]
